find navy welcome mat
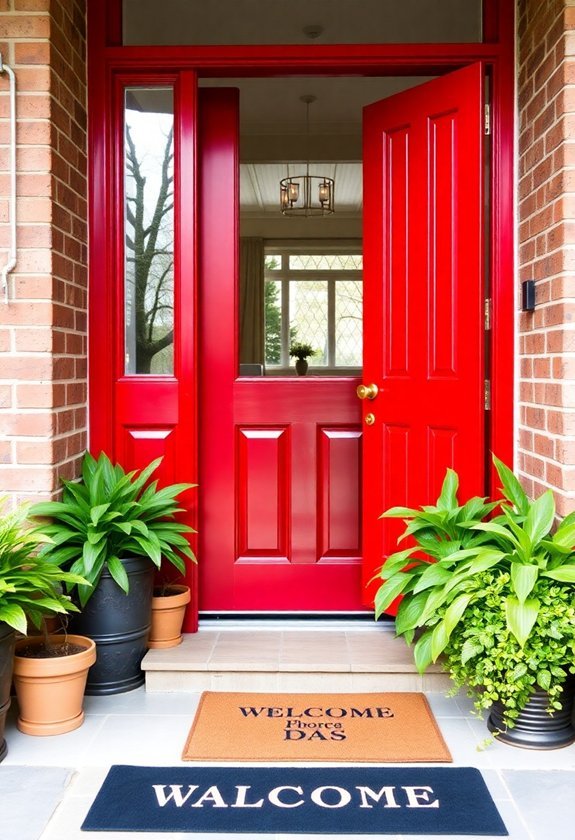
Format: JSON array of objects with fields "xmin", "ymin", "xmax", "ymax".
[{"xmin": 82, "ymin": 765, "xmax": 508, "ymax": 835}]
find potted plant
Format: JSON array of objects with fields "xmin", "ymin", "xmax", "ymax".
[
  {"xmin": 30, "ymin": 452, "xmax": 196, "ymax": 695},
  {"xmin": 0, "ymin": 499, "xmax": 90, "ymax": 750},
  {"xmin": 374, "ymin": 456, "xmax": 575, "ymax": 749},
  {"xmin": 148, "ymin": 580, "xmax": 191, "ymax": 649},
  {"xmin": 289, "ymin": 342, "xmax": 317, "ymax": 376}
]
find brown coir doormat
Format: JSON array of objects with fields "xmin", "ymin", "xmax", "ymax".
[{"xmin": 182, "ymin": 692, "xmax": 452, "ymax": 762}]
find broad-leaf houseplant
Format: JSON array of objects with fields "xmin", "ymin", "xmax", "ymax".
[
  {"xmin": 375, "ymin": 457, "xmax": 575, "ymax": 748},
  {"xmin": 0, "ymin": 500, "xmax": 89, "ymax": 750},
  {"xmin": 30, "ymin": 452, "xmax": 196, "ymax": 694}
]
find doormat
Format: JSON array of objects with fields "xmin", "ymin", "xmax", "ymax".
[
  {"xmin": 182, "ymin": 691, "xmax": 452, "ymax": 762},
  {"xmin": 81, "ymin": 765, "xmax": 508, "ymax": 835}
]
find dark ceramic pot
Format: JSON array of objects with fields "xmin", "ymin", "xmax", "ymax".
[
  {"xmin": 487, "ymin": 679, "xmax": 575, "ymax": 749},
  {"xmin": 295, "ymin": 359, "xmax": 308, "ymax": 375},
  {"xmin": 69, "ymin": 556, "xmax": 155, "ymax": 695},
  {"xmin": 0, "ymin": 621, "xmax": 16, "ymax": 762}
]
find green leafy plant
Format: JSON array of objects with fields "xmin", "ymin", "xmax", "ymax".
[
  {"xmin": 0, "ymin": 499, "xmax": 87, "ymax": 635},
  {"xmin": 374, "ymin": 456, "xmax": 575, "ymax": 728},
  {"xmin": 441, "ymin": 572, "xmax": 575, "ymax": 725},
  {"xmin": 30, "ymin": 452, "xmax": 197, "ymax": 607},
  {"xmin": 289, "ymin": 342, "xmax": 317, "ymax": 361}
]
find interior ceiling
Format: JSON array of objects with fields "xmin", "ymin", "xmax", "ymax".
[{"xmin": 200, "ymin": 76, "xmax": 434, "ymax": 218}]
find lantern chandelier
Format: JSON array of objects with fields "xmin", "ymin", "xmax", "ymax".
[{"xmin": 280, "ymin": 95, "xmax": 335, "ymax": 216}]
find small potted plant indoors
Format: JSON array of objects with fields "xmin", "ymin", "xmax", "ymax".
[
  {"xmin": 0, "ymin": 499, "xmax": 92, "ymax": 747},
  {"xmin": 289, "ymin": 341, "xmax": 317, "ymax": 375},
  {"xmin": 30, "ymin": 452, "xmax": 196, "ymax": 695},
  {"xmin": 374, "ymin": 456, "xmax": 575, "ymax": 749}
]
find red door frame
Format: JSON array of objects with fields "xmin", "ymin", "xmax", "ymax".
[{"xmin": 87, "ymin": 0, "xmax": 515, "ymax": 629}]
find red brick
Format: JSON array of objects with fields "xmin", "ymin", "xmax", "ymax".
[
  {"xmin": 0, "ymin": 466, "xmax": 57, "ymax": 493},
  {"xmin": 0, "ymin": 411, "xmax": 54, "ymax": 436},
  {"xmin": 16, "ymin": 382, "xmax": 65, "ymax": 408},
  {"xmin": 0, "ymin": 16, "xmax": 50, "ymax": 39},
  {"xmin": 547, "ymin": 409, "xmax": 575, "ymax": 435},
  {"xmin": 14, "ymin": 41, "xmax": 50, "ymax": 65},
  {"xmin": 15, "ymin": 0, "xmax": 51, "ymax": 10},
  {"xmin": 533, "ymin": 432, "xmax": 554, "ymax": 458},
  {"xmin": 14, "ymin": 326, "xmax": 54, "ymax": 352}
]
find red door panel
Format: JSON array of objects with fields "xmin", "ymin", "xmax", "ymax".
[
  {"xmin": 198, "ymin": 88, "xmax": 364, "ymax": 612},
  {"xmin": 362, "ymin": 63, "xmax": 486, "ymax": 603}
]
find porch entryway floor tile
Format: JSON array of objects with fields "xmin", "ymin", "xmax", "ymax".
[
  {"xmin": 141, "ymin": 621, "xmax": 450, "ymax": 692},
  {"xmin": 3, "ymin": 686, "xmax": 575, "ymax": 840}
]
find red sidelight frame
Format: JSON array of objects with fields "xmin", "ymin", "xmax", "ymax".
[{"xmin": 87, "ymin": 0, "xmax": 515, "ymax": 628}]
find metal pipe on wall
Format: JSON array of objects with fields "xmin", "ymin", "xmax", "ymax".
[{"xmin": 0, "ymin": 53, "xmax": 16, "ymax": 303}]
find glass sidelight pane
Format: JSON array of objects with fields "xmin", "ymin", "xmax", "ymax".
[{"xmin": 124, "ymin": 88, "xmax": 174, "ymax": 375}]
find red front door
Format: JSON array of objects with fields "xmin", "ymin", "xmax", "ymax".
[
  {"xmin": 361, "ymin": 64, "xmax": 486, "ymax": 600},
  {"xmin": 199, "ymin": 89, "xmax": 364, "ymax": 612},
  {"xmin": 199, "ymin": 66, "xmax": 486, "ymax": 613}
]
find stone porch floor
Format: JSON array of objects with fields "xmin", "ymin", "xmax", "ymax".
[
  {"xmin": 141, "ymin": 621, "xmax": 450, "ymax": 693},
  {"xmin": 2, "ymin": 621, "xmax": 575, "ymax": 839}
]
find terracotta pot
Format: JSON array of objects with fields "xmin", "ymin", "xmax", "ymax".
[
  {"xmin": 12, "ymin": 634, "xmax": 96, "ymax": 736},
  {"xmin": 148, "ymin": 585, "xmax": 191, "ymax": 649}
]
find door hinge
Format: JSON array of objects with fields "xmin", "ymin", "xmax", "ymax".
[
  {"xmin": 485, "ymin": 298, "xmax": 491, "ymax": 330},
  {"xmin": 484, "ymin": 379, "xmax": 491, "ymax": 411},
  {"xmin": 484, "ymin": 103, "xmax": 491, "ymax": 136}
]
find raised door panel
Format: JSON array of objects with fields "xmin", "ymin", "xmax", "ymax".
[
  {"xmin": 236, "ymin": 428, "xmax": 289, "ymax": 560},
  {"xmin": 318, "ymin": 428, "xmax": 362, "ymax": 560}
]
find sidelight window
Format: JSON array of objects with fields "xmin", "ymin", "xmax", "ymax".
[{"xmin": 124, "ymin": 87, "xmax": 175, "ymax": 376}]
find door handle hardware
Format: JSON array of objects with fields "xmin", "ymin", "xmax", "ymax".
[
  {"xmin": 356, "ymin": 383, "xmax": 379, "ymax": 400},
  {"xmin": 364, "ymin": 413, "xmax": 376, "ymax": 426}
]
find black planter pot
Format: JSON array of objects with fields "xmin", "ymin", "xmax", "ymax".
[
  {"xmin": 0, "ymin": 622, "xmax": 16, "ymax": 762},
  {"xmin": 69, "ymin": 556, "xmax": 155, "ymax": 695},
  {"xmin": 487, "ymin": 680, "xmax": 575, "ymax": 749}
]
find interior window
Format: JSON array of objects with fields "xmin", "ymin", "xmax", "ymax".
[{"xmin": 262, "ymin": 246, "xmax": 362, "ymax": 374}]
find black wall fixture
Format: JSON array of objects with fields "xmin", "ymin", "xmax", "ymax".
[{"xmin": 522, "ymin": 279, "xmax": 535, "ymax": 312}]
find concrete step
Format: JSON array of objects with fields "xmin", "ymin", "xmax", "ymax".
[{"xmin": 142, "ymin": 621, "xmax": 451, "ymax": 693}]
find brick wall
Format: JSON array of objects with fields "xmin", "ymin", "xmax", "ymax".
[
  {"xmin": 0, "ymin": 0, "xmax": 87, "ymax": 506},
  {"xmin": 518, "ymin": 0, "xmax": 575, "ymax": 514}
]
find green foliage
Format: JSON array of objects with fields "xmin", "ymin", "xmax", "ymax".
[
  {"xmin": 443, "ymin": 572, "xmax": 575, "ymax": 728},
  {"xmin": 0, "ymin": 499, "xmax": 87, "ymax": 635},
  {"xmin": 264, "ymin": 279, "xmax": 282, "ymax": 364},
  {"xmin": 30, "ymin": 452, "xmax": 197, "ymax": 607},
  {"xmin": 289, "ymin": 342, "xmax": 317, "ymax": 361},
  {"xmin": 374, "ymin": 456, "xmax": 575, "ymax": 728}
]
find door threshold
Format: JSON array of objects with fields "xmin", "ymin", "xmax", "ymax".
[{"xmin": 198, "ymin": 612, "xmax": 392, "ymax": 630}]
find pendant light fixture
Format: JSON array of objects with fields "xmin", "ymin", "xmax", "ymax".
[{"xmin": 280, "ymin": 95, "xmax": 335, "ymax": 216}]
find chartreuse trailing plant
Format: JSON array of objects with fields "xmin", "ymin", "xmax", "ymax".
[
  {"xmin": 441, "ymin": 572, "xmax": 575, "ymax": 726},
  {"xmin": 374, "ymin": 456, "xmax": 575, "ymax": 727},
  {"xmin": 0, "ymin": 499, "xmax": 87, "ymax": 635},
  {"xmin": 30, "ymin": 452, "xmax": 196, "ymax": 607}
]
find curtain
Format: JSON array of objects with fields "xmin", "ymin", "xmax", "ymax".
[{"xmin": 239, "ymin": 237, "xmax": 265, "ymax": 365}]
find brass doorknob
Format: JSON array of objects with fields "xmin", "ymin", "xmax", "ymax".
[{"xmin": 356, "ymin": 383, "xmax": 379, "ymax": 400}]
